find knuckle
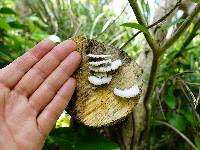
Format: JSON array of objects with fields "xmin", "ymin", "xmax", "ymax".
[{"xmin": 32, "ymin": 65, "xmax": 47, "ymax": 80}]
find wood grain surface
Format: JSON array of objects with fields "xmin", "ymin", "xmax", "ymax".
[{"xmin": 68, "ymin": 36, "xmax": 143, "ymax": 127}]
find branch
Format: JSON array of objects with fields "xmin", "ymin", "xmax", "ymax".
[
  {"xmin": 154, "ymin": 120, "xmax": 198, "ymax": 150},
  {"xmin": 128, "ymin": 0, "xmax": 159, "ymax": 54},
  {"xmin": 121, "ymin": 0, "xmax": 182, "ymax": 50},
  {"xmin": 160, "ymin": 2, "xmax": 200, "ymax": 55}
]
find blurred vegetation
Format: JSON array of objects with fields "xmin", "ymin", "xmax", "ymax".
[{"xmin": 0, "ymin": 0, "xmax": 199, "ymax": 150}]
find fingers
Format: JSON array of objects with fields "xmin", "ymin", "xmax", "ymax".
[
  {"xmin": 14, "ymin": 40, "xmax": 76, "ymax": 97},
  {"xmin": 37, "ymin": 78, "xmax": 76, "ymax": 136},
  {"xmin": 0, "ymin": 39, "xmax": 55, "ymax": 88},
  {"xmin": 29, "ymin": 51, "xmax": 81, "ymax": 113}
]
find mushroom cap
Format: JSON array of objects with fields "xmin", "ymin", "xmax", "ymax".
[{"xmin": 68, "ymin": 36, "xmax": 143, "ymax": 127}]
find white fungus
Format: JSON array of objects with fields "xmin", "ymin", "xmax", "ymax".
[
  {"xmin": 88, "ymin": 76, "xmax": 112, "ymax": 85},
  {"xmin": 88, "ymin": 59, "xmax": 111, "ymax": 66},
  {"xmin": 90, "ymin": 66, "xmax": 112, "ymax": 72},
  {"xmin": 87, "ymin": 53, "xmax": 123, "ymax": 86},
  {"xmin": 113, "ymin": 85, "xmax": 140, "ymax": 98},
  {"xmin": 111, "ymin": 59, "xmax": 122, "ymax": 70},
  {"xmin": 87, "ymin": 54, "xmax": 111, "ymax": 58},
  {"xmin": 89, "ymin": 59, "xmax": 122, "ymax": 72}
]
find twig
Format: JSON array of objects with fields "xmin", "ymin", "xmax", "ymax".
[
  {"xmin": 154, "ymin": 120, "xmax": 198, "ymax": 150},
  {"xmin": 120, "ymin": 0, "xmax": 182, "ymax": 50},
  {"xmin": 157, "ymin": 86, "xmax": 167, "ymax": 120},
  {"xmin": 173, "ymin": 71, "xmax": 195, "ymax": 77},
  {"xmin": 160, "ymin": 2, "xmax": 200, "ymax": 55},
  {"xmin": 183, "ymin": 81, "xmax": 200, "ymax": 86},
  {"xmin": 97, "ymin": 3, "xmax": 129, "ymax": 37},
  {"xmin": 120, "ymin": 30, "xmax": 141, "ymax": 50}
]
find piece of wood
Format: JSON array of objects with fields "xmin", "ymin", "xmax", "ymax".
[{"xmin": 68, "ymin": 36, "xmax": 143, "ymax": 127}]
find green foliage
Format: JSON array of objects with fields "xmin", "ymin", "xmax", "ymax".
[
  {"xmin": 192, "ymin": 0, "xmax": 200, "ymax": 3},
  {"xmin": 195, "ymin": 136, "xmax": 200, "ymax": 149},
  {"xmin": 0, "ymin": 7, "xmax": 15, "ymax": 14},
  {"xmin": 167, "ymin": 113, "xmax": 187, "ymax": 131},
  {"xmin": 0, "ymin": 2, "xmax": 51, "ymax": 67},
  {"xmin": 149, "ymin": 18, "xmax": 200, "ymax": 149},
  {"xmin": 164, "ymin": 86, "xmax": 176, "ymax": 109},
  {"xmin": 0, "ymin": 0, "xmax": 199, "ymax": 150},
  {"xmin": 43, "ymin": 127, "xmax": 119, "ymax": 150},
  {"xmin": 140, "ymin": 0, "xmax": 150, "ymax": 24}
]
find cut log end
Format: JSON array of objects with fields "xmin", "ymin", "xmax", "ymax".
[{"xmin": 68, "ymin": 36, "xmax": 144, "ymax": 127}]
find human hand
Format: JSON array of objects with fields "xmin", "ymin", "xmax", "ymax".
[{"xmin": 0, "ymin": 39, "xmax": 81, "ymax": 150}]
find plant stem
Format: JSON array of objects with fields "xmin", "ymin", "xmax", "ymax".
[
  {"xmin": 143, "ymin": 54, "xmax": 159, "ymax": 137},
  {"xmin": 128, "ymin": 0, "xmax": 159, "ymax": 54},
  {"xmin": 160, "ymin": 2, "xmax": 200, "ymax": 55}
]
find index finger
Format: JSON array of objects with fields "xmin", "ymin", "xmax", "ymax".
[{"xmin": 0, "ymin": 39, "xmax": 55, "ymax": 88}]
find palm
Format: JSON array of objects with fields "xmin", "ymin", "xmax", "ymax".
[
  {"xmin": 0, "ymin": 86, "xmax": 43, "ymax": 150},
  {"xmin": 0, "ymin": 39, "xmax": 81, "ymax": 150}
]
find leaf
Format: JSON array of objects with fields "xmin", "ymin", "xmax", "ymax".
[
  {"xmin": 144, "ymin": 1, "xmax": 150, "ymax": 22},
  {"xmin": 167, "ymin": 113, "xmax": 187, "ymax": 131},
  {"xmin": 90, "ymin": 13, "xmax": 104, "ymax": 39},
  {"xmin": 192, "ymin": 0, "xmax": 200, "ymax": 3},
  {"xmin": 0, "ymin": 17, "xmax": 11, "ymax": 30},
  {"xmin": 0, "ymin": 7, "xmax": 16, "ymax": 14},
  {"xmin": 165, "ymin": 86, "xmax": 176, "ymax": 109},
  {"xmin": 145, "ymin": 2, "xmax": 150, "ymax": 15},
  {"xmin": 160, "ymin": 19, "xmax": 185, "ymax": 31},
  {"xmin": 101, "ymin": 17, "xmax": 114, "ymax": 33},
  {"xmin": 180, "ymin": 109, "xmax": 197, "ymax": 126},
  {"xmin": 0, "ymin": 45, "xmax": 13, "ymax": 62},
  {"xmin": 44, "ymin": 127, "xmax": 119, "ymax": 150},
  {"xmin": 195, "ymin": 136, "xmax": 200, "ymax": 149},
  {"xmin": 121, "ymin": 22, "xmax": 149, "ymax": 34},
  {"xmin": 56, "ymin": 111, "xmax": 70, "ymax": 128},
  {"xmin": 8, "ymin": 21, "xmax": 27, "ymax": 29}
]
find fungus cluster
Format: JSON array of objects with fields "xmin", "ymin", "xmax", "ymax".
[
  {"xmin": 87, "ymin": 54, "xmax": 122, "ymax": 85},
  {"xmin": 87, "ymin": 53, "xmax": 140, "ymax": 99}
]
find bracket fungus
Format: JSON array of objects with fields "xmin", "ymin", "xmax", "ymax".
[
  {"xmin": 88, "ymin": 75, "xmax": 112, "ymax": 85},
  {"xmin": 68, "ymin": 36, "xmax": 144, "ymax": 127},
  {"xmin": 113, "ymin": 85, "xmax": 140, "ymax": 99}
]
